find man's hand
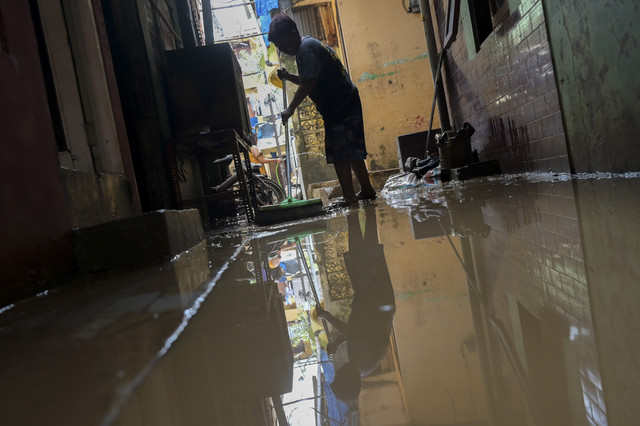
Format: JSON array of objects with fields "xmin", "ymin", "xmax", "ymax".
[
  {"xmin": 315, "ymin": 304, "xmax": 329, "ymax": 319},
  {"xmin": 281, "ymin": 107, "xmax": 294, "ymax": 123},
  {"xmin": 277, "ymin": 68, "xmax": 290, "ymax": 82}
]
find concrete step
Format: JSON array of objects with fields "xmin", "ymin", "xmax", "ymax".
[{"xmin": 73, "ymin": 209, "xmax": 204, "ymax": 272}]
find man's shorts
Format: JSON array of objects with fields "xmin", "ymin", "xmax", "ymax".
[{"xmin": 324, "ymin": 94, "xmax": 368, "ymax": 164}]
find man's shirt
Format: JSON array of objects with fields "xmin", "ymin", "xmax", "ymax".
[{"xmin": 296, "ymin": 37, "xmax": 358, "ymax": 122}]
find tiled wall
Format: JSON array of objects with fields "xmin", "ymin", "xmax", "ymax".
[
  {"xmin": 433, "ymin": 0, "xmax": 571, "ymax": 173},
  {"xmin": 469, "ymin": 180, "xmax": 606, "ymax": 425}
]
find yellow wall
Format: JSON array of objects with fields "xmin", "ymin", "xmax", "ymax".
[{"xmin": 337, "ymin": 0, "xmax": 439, "ymax": 171}]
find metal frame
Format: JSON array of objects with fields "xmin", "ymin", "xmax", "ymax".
[{"xmin": 167, "ymin": 128, "xmax": 256, "ymax": 223}]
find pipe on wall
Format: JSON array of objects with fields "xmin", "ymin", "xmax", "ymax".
[{"xmin": 418, "ymin": 0, "xmax": 451, "ymax": 131}]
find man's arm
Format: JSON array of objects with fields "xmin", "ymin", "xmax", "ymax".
[
  {"xmin": 277, "ymin": 68, "xmax": 301, "ymax": 85},
  {"xmin": 281, "ymin": 77, "xmax": 317, "ymax": 122},
  {"xmin": 251, "ymin": 146, "xmax": 282, "ymax": 165},
  {"xmin": 316, "ymin": 305, "xmax": 350, "ymax": 336}
]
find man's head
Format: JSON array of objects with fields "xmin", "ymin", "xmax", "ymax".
[
  {"xmin": 330, "ymin": 362, "xmax": 361, "ymax": 402},
  {"xmin": 268, "ymin": 15, "xmax": 301, "ymax": 56}
]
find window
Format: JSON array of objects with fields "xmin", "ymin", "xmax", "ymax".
[
  {"xmin": 292, "ymin": 4, "xmax": 338, "ymax": 47},
  {"xmin": 469, "ymin": 0, "xmax": 493, "ymax": 48},
  {"xmin": 462, "ymin": 0, "xmax": 517, "ymax": 57},
  {"xmin": 490, "ymin": 0, "xmax": 510, "ymax": 24},
  {"xmin": 0, "ymin": 8, "xmax": 7, "ymax": 53}
]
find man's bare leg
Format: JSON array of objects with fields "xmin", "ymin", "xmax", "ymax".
[
  {"xmin": 333, "ymin": 162, "xmax": 358, "ymax": 204},
  {"xmin": 350, "ymin": 160, "xmax": 376, "ymax": 199}
]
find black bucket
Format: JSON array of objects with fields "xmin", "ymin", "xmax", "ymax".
[{"xmin": 439, "ymin": 136, "xmax": 473, "ymax": 169}]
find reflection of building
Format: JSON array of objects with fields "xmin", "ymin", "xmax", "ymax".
[
  {"xmin": 395, "ymin": 177, "xmax": 636, "ymax": 425},
  {"xmin": 378, "ymin": 205, "xmax": 486, "ymax": 424},
  {"xmin": 459, "ymin": 179, "xmax": 606, "ymax": 425},
  {"xmin": 115, "ymin": 268, "xmax": 293, "ymax": 425},
  {"xmin": 313, "ymin": 217, "xmax": 352, "ymax": 321}
]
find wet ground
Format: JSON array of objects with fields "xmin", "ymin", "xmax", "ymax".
[{"xmin": 1, "ymin": 172, "xmax": 639, "ymax": 426}]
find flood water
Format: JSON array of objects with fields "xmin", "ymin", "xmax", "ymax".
[{"xmin": 1, "ymin": 173, "xmax": 639, "ymax": 426}]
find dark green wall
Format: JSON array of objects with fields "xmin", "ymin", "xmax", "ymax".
[{"xmin": 545, "ymin": 0, "xmax": 640, "ymax": 172}]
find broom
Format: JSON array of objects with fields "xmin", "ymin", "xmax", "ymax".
[{"xmin": 254, "ymin": 76, "xmax": 325, "ymax": 226}]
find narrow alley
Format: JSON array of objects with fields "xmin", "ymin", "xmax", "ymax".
[{"xmin": 2, "ymin": 0, "xmax": 640, "ymax": 425}]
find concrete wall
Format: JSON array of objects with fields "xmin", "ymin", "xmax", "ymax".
[
  {"xmin": 0, "ymin": 0, "xmax": 74, "ymax": 305},
  {"xmin": 433, "ymin": 0, "xmax": 570, "ymax": 173},
  {"xmin": 544, "ymin": 0, "xmax": 640, "ymax": 173},
  {"xmin": 336, "ymin": 1, "xmax": 438, "ymax": 171},
  {"xmin": 59, "ymin": 169, "xmax": 135, "ymax": 229}
]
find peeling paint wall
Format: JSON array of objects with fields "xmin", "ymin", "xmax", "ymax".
[
  {"xmin": 544, "ymin": 0, "xmax": 640, "ymax": 173},
  {"xmin": 336, "ymin": 1, "xmax": 437, "ymax": 171}
]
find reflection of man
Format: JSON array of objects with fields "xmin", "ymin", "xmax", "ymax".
[{"xmin": 316, "ymin": 205, "xmax": 395, "ymax": 402}]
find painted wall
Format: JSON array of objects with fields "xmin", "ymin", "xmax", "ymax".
[
  {"xmin": 544, "ymin": 0, "xmax": 640, "ymax": 173},
  {"xmin": 336, "ymin": 1, "xmax": 438, "ymax": 171},
  {"xmin": 0, "ymin": 0, "xmax": 74, "ymax": 305},
  {"xmin": 433, "ymin": 0, "xmax": 570, "ymax": 173}
]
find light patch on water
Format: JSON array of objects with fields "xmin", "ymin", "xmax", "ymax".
[
  {"xmin": 378, "ymin": 304, "xmax": 394, "ymax": 312},
  {"xmin": 573, "ymin": 171, "xmax": 640, "ymax": 179},
  {"xmin": 569, "ymin": 325, "xmax": 579, "ymax": 341},
  {"xmin": 0, "ymin": 304, "xmax": 15, "ymax": 315},
  {"xmin": 488, "ymin": 171, "xmax": 640, "ymax": 184}
]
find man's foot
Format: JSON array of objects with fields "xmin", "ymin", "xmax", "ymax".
[
  {"xmin": 356, "ymin": 190, "xmax": 377, "ymax": 201},
  {"xmin": 329, "ymin": 196, "xmax": 359, "ymax": 208}
]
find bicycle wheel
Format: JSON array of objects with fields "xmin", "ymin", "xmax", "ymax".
[
  {"xmin": 254, "ymin": 175, "xmax": 286, "ymax": 206},
  {"xmin": 261, "ymin": 176, "xmax": 286, "ymax": 202}
]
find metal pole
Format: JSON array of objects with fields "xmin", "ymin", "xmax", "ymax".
[
  {"xmin": 418, "ymin": 0, "xmax": 451, "ymax": 131},
  {"xmin": 214, "ymin": 31, "xmax": 269, "ymax": 43},
  {"xmin": 459, "ymin": 236, "xmax": 498, "ymax": 425},
  {"xmin": 314, "ymin": 332, "xmax": 324, "ymax": 426},
  {"xmin": 268, "ymin": 94, "xmax": 283, "ymax": 157},
  {"xmin": 295, "ymin": 242, "xmax": 307, "ymax": 299},
  {"xmin": 211, "ymin": 1, "xmax": 255, "ymax": 11},
  {"xmin": 295, "ymin": 240, "xmax": 333, "ymax": 346},
  {"xmin": 272, "ymin": 395, "xmax": 288, "ymax": 426},
  {"xmin": 282, "ymin": 80, "xmax": 293, "ymax": 198},
  {"xmin": 201, "ymin": 0, "xmax": 214, "ymax": 45}
]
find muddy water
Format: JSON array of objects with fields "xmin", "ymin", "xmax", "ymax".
[{"xmin": 1, "ymin": 174, "xmax": 638, "ymax": 425}]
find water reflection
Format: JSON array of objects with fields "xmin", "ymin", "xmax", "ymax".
[
  {"xmin": 1, "ymin": 175, "xmax": 639, "ymax": 426},
  {"xmin": 317, "ymin": 205, "xmax": 395, "ymax": 406}
]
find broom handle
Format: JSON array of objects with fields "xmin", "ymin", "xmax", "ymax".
[
  {"xmin": 295, "ymin": 239, "xmax": 333, "ymax": 346},
  {"xmin": 282, "ymin": 79, "xmax": 293, "ymax": 198}
]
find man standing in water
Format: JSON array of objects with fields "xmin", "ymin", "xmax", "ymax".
[{"xmin": 268, "ymin": 14, "xmax": 377, "ymax": 206}]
